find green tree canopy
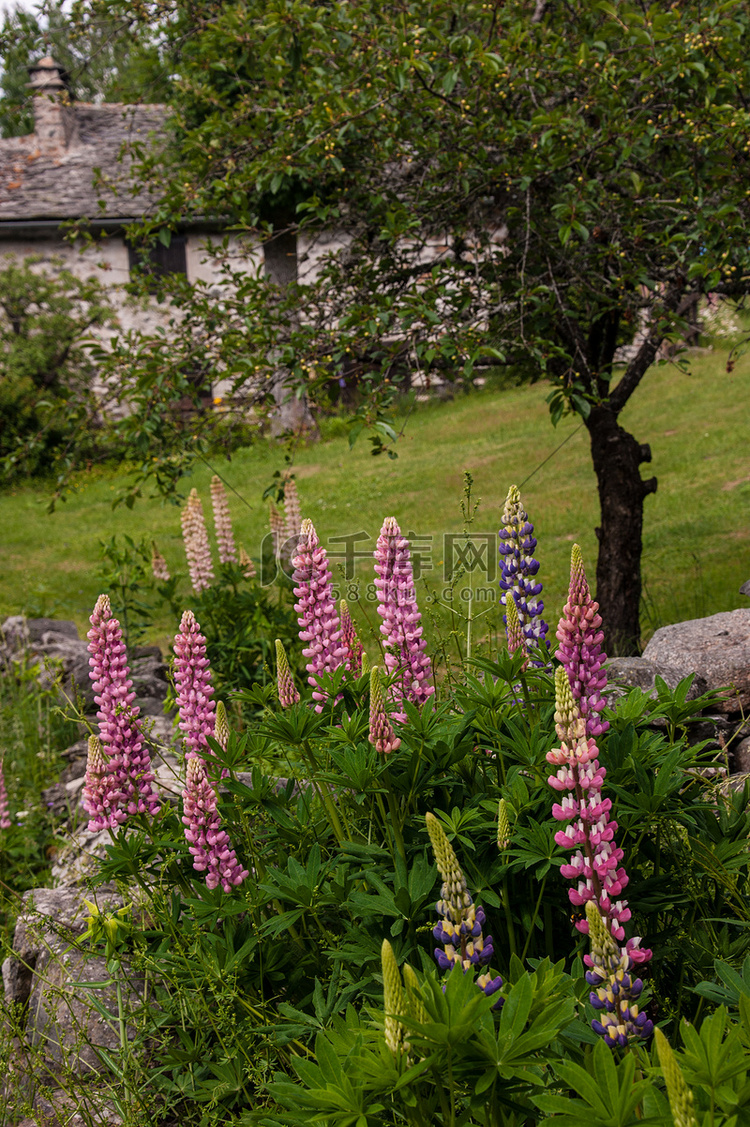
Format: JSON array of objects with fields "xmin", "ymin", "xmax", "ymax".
[{"xmin": 79, "ymin": 0, "xmax": 750, "ymax": 649}]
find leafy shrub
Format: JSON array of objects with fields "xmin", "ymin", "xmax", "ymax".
[{"xmin": 0, "ymin": 254, "xmax": 114, "ymax": 481}]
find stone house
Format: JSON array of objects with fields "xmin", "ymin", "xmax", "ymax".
[
  {"xmin": 0, "ymin": 56, "xmax": 268, "ymax": 333},
  {"xmin": 0, "ymin": 57, "xmax": 335, "ymax": 424}
]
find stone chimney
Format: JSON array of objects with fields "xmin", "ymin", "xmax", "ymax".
[{"xmin": 27, "ymin": 56, "xmax": 77, "ymax": 150}]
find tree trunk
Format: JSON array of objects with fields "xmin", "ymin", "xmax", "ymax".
[{"xmin": 585, "ymin": 404, "xmax": 657, "ymax": 656}]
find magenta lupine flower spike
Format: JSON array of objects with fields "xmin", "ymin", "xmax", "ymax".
[
  {"xmin": 210, "ymin": 476, "xmax": 237, "ymax": 564},
  {"xmin": 151, "ymin": 543, "xmax": 170, "ymax": 582},
  {"xmin": 556, "ymin": 544, "xmax": 609, "ymax": 739},
  {"xmin": 425, "ymin": 813, "xmax": 503, "ymax": 1005},
  {"xmin": 173, "ymin": 610, "xmax": 225, "ymax": 777},
  {"xmin": 181, "ymin": 756, "xmax": 248, "ymax": 893},
  {"xmin": 547, "ymin": 667, "xmax": 651, "ymax": 966},
  {"xmin": 292, "ymin": 518, "xmax": 348, "ymax": 708},
  {"xmin": 374, "ymin": 516, "xmax": 434, "ymax": 721},
  {"xmin": 181, "ymin": 489, "xmax": 214, "ymax": 594},
  {"xmin": 276, "ymin": 639, "xmax": 300, "ymax": 707},
  {"xmin": 82, "ymin": 734, "xmax": 125, "ymax": 832},
  {"xmin": 369, "ymin": 666, "xmax": 401, "ymax": 754},
  {"xmin": 87, "ymin": 594, "xmax": 159, "ymax": 821},
  {"xmin": 0, "ymin": 760, "xmax": 11, "ymax": 830},
  {"xmin": 340, "ymin": 599, "xmax": 363, "ymax": 675},
  {"xmin": 585, "ymin": 902, "xmax": 653, "ymax": 1048},
  {"xmin": 498, "ymin": 485, "xmax": 549, "ymax": 649}
]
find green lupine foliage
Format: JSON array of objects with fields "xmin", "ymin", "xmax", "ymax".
[{"xmin": 34, "ymin": 647, "xmax": 749, "ymax": 1125}]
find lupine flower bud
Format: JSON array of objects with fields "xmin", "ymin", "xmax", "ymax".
[
  {"xmin": 556, "ymin": 544, "xmax": 608, "ymax": 738},
  {"xmin": 82, "ymin": 734, "xmax": 125, "ymax": 833},
  {"xmin": 425, "ymin": 812, "xmax": 470, "ymax": 920},
  {"xmin": 269, "ymin": 502, "xmax": 285, "ymax": 563},
  {"xmin": 181, "ymin": 489, "xmax": 214, "ymax": 594},
  {"xmin": 498, "ymin": 485, "xmax": 549, "ymax": 649},
  {"xmin": 214, "ymin": 700, "xmax": 230, "ymax": 754},
  {"xmin": 238, "ymin": 547, "xmax": 256, "ymax": 579},
  {"xmin": 505, "ymin": 593, "xmax": 528, "ymax": 666},
  {"xmin": 369, "ymin": 666, "xmax": 401, "ymax": 753},
  {"xmin": 381, "ymin": 939, "xmax": 407, "ymax": 1057},
  {"xmin": 654, "ymin": 1027, "xmax": 697, "ymax": 1127},
  {"xmin": 497, "ymin": 798, "xmax": 510, "ymax": 851},
  {"xmin": 210, "ymin": 476, "xmax": 237, "ymax": 564},
  {"xmin": 276, "ymin": 639, "xmax": 300, "ymax": 707},
  {"xmin": 0, "ymin": 760, "xmax": 11, "ymax": 830},
  {"xmin": 402, "ymin": 964, "xmax": 428, "ymax": 1027},
  {"xmin": 361, "ymin": 650, "xmax": 370, "ymax": 676},
  {"xmin": 585, "ymin": 902, "xmax": 653, "ymax": 1048},
  {"xmin": 173, "ymin": 610, "xmax": 221, "ymax": 774},
  {"xmin": 340, "ymin": 599, "xmax": 363, "ymax": 675},
  {"xmin": 181, "ymin": 756, "xmax": 248, "ymax": 893},
  {"xmin": 292, "ymin": 519, "xmax": 348, "ymax": 708},
  {"xmin": 87, "ymin": 595, "xmax": 159, "ymax": 823},
  {"xmin": 151, "ymin": 543, "xmax": 170, "ymax": 582},
  {"xmin": 282, "ymin": 472, "xmax": 302, "ymax": 560},
  {"xmin": 374, "ymin": 516, "xmax": 434, "ymax": 720}
]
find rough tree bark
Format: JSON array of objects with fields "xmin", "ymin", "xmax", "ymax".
[
  {"xmin": 580, "ymin": 286, "xmax": 693, "ymax": 655},
  {"xmin": 585, "ymin": 405, "xmax": 656, "ymax": 656}
]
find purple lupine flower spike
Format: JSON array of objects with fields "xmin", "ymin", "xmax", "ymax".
[
  {"xmin": 374, "ymin": 517, "xmax": 434, "ymax": 721},
  {"xmin": 181, "ymin": 489, "xmax": 214, "ymax": 594},
  {"xmin": 369, "ymin": 666, "xmax": 401, "ymax": 754},
  {"xmin": 340, "ymin": 599, "xmax": 363, "ymax": 675},
  {"xmin": 82, "ymin": 734, "xmax": 125, "ymax": 832},
  {"xmin": 0, "ymin": 760, "xmax": 11, "ymax": 830},
  {"xmin": 275, "ymin": 639, "xmax": 300, "ymax": 707},
  {"xmin": 87, "ymin": 595, "xmax": 159, "ymax": 821},
  {"xmin": 173, "ymin": 610, "xmax": 225, "ymax": 778},
  {"xmin": 556, "ymin": 544, "xmax": 609, "ymax": 739},
  {"xmin": 181, "ymin": 756, "xmax": 248, "ymax": 893},
  {"xmin": 585, "ymin": 902, "xmax": 653, "ymax": 1048},
  {"xmin": 210, "ymin": 476, "xmax": 237, "ymax": 564},
  {"xmin": 498, "ymin": 485, "xmax": 549, "ymax": 650},
  {"xmin": 547, "ymin": 667, "xmax": 651, "ymax": 965},
  {"xmin": 292, "ymin": 518, "xmax": 348, "ymax": 709},
  {"xmin": 425, "ymin": 813, "xmax": 503, "ymax": 1005}
]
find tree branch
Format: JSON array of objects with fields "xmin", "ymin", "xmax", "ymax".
[{"xmin": 609, "ymin": 289, "xmax": 695, "ymax": 415}]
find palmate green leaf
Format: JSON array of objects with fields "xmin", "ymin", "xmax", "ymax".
[
  {"xmin": 534, "ymin": 1040, "xmax": 654, "ymax": 1125},
  {"xmin": 679, "ymin": 1008, "xmax": 749, "ymax": 1092}
]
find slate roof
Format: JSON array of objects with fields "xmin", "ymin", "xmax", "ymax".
[{"xmin": 0, "ymin": 57, "xmax": 167, "ymax": 224}]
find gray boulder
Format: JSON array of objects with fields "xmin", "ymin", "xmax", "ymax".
[
  {"xmin": 643, "ymin": 609, "xmax": 750, "ymax": 714},
  {"xmin": 606, "ymin": 656, "xmax": 707, "ymax": 700},
  {"xmin": 3, "ymin": 888, "xmax": 142, "ymax": 1088}
]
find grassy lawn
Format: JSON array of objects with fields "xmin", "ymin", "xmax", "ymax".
[{"xmin": 1, "ymin": 339, "xmax": 748, "ymax": 655}]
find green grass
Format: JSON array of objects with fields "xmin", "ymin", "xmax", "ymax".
[{"xmin": 0, "ymin": 339, "xmax": 748, "ymax": 655}]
